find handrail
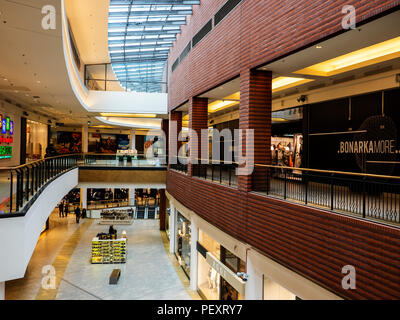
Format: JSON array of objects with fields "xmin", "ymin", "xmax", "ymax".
[
  {"xmin": 254, "ymin": 164, "xmax": 400, "ymax": 180},
  {"xmin": 0, "ymin": 153, "xmax": 80, "ymax": 170},
  {"xmin": 0, "ymin": 152, "xmax": 165, "ymax": 171},
  {"xmin": 171, "ymin": 156, "xmax": 400, "ymax": 180}
]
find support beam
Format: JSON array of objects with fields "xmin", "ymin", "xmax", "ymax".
[
  {"xmin": 159, "ymin": 189, "xmax": 166, "ymax": 231},
  {"xmin": 130, "ymin": 129, "xmax": 136, "ymax": 151},
  {"xmin": 169, "ymin": 203, "xmax": 177, "ymax": 254},
  {"xmin": 245, "ymin": 255, "xmax": 264, "ymax": 300},
  {"xmin": 82, "ymin": 125, "xmax": 89, "ymax": 154},
  {"xmin": 169, "ymin": 111, "xmax": 182, "ymax": 167},
  {"xmin": 162, "ymin": 119, "xmax": 169, "ymax": 163},
  {"xmin": 190, "ymin": 217, "xmax": 199, "ymax": 291},
  {"xmin": 129, "ymin": 188, "xmax": 135, "ymax": 206},
  {"xmin": 80, "ymin": 188, "xmax": 87, "ymax": 210},
  {"xmin": 238, "ymin": 69, "xmax": 272, "ymax": 192}
]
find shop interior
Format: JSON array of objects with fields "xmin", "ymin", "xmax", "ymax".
[
  {"xmin": 197, "ymin": 230, "xmax": 245, "ymax": 300},
  {"xmin": 25, "ymin": 120, "xmax": 48, "ymax": 163}
]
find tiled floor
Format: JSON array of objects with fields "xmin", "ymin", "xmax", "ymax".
[
  {"xmin": 6, "ymin": 212, "xmax": 199, "ymax": 300},
  {"xmin": 6, "ymin": 213, "xmax": 82, "ymax": 300}
]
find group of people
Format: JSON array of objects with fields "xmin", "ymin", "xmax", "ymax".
[{"xmin": 58, "ymin": 201, "xmax": 87, "ymax": 224}]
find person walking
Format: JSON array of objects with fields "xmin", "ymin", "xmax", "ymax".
[
  {"xmin": 64, "ymin": 202, "xmax": 69, "ymax": 217},
  {"xmin": 58, "ymin": 202, "xmax": 64, "ymax": 218},
  {"xmin": 82, "ymin": 208, "xmax": 87, "ymax": 219},
  {"xmin": 75, "ymin": 206, "xmax": 81, "ymax": 224}
]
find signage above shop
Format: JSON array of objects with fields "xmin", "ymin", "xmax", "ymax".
[
  {"xmin": 206, "ymin": 252, "xmax": 246, "ymax": 297},
  {"xmin": 0, "ymin": 114, "xmax": 14, "ymax": 159}
]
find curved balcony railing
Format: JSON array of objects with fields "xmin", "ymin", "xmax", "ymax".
[
  {"xmin": 0, "ymin": 153, "xmax": 167, "ymax": 218},
  {"xmin": 0, "ymin": 154, "xmax": 79, "ymax": 218}
]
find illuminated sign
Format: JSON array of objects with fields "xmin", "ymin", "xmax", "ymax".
[
  {"xmin": 0, "ymin": 115, "xmax": 14, "ymax": 159},
  {"xmin": 0, "ymin": 146, "xmax": 12, "ymax": 159}
]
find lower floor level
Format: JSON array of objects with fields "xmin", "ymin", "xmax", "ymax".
[
  {"xmin": 166, "ymin": 191, "xmax": 342, "ymax": 300},
  {"xmin": 5, "ymin": 211, "xmax": 199, "ymax": 300}
]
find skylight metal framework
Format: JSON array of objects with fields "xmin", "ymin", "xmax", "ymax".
[{"xmin": 108, "ymin": 0, "xmax": 199, "ymax": 93}]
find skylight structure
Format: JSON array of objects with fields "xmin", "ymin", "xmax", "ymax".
[{"xmin": 108, "ymin": 0, "xmax": 199, "ymax": 93}]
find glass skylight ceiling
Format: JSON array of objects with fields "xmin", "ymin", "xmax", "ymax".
[{"xmin": 108, "ymin": 0, "xmax": 199, "ymax": 93}]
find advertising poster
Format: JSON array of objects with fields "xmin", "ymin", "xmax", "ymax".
[{"xmin": 52, "ymin": 132, "xmax": 82, "ymax": 154}]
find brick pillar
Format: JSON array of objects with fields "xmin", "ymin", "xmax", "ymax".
[
  {"xmin": 238, "ymin": 69, "xmax": 272, "ymax": 192},
  {"xmin": 159, "ymin": 189, "xmax": 166, "ymax": 231},
  {"xmin": 188, "ymin": 97, "xmax": 208, "ymax": 177},
  {"xmin": 169, "ymin": 111, "xmax": 182, "ymax": 169},
  {"xmin": 161, "ymin": 119, "xmax": 169, "ymax": 164}
]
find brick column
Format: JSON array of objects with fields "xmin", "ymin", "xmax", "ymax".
[
  {"xmin": 159, "ymin": 189, "xmax": 166, "ymax": 231},
  {"xmin": 161, "ymin": 119, "xmax": 169, "ymax": 164},
  {"xmin": 169, "ymin": 111, "xmax": 182, "ymax": 169},
  {"xmin": 238, "ymin": 69, "xmax": 272, "ymax": 192},
  {"xmin": 188, "ymin": 97, "xmax": 208, "ymax": 177}
]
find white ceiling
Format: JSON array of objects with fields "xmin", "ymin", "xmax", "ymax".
[
  {"xmin": 65, "ymin": 0, "xmax": 110, "ymax": 65},
  {"xmin": 0, "ymin": 0, "xmax": 98, "ymax": 125},
  {"xmin": 0, "ymin": 0, "xmax": 159, "ymax": 129}
]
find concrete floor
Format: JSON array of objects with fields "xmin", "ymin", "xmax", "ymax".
[{"xmin": 6, "ymin": 212, "xmax": 197, "ymax": 300}]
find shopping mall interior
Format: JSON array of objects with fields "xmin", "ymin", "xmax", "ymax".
[{"xmin": 0, "ymin": 0, "xmax": 400, "ymax": 303}]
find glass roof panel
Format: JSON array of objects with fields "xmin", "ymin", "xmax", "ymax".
[{"xmin": 108, "ymin": 0, "xmax": 199, "ymax": 93}]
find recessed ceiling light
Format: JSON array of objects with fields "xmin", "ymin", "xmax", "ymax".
[
  {"xmin": 297, "ymin": 36, "xmax": 400, "ymax": 77},
  {"xmin": 316, "ymin": 45, "xmax": 323, "ymax": 49},
  {"xmin": 37, "ymin": 80, "xmax": 41, "ymax": 83}
]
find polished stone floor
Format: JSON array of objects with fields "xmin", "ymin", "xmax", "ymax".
[{"xmin": 6, "ymin": 211, "xmax": 198, "ymax": 300}]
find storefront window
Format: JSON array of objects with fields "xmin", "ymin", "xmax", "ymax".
[
  {"xmin": 166, "ymin": 208, "xmax": 170, "ymax": 240},
  {"xmin": 199, "ymin": 230, "xmax": 220, "ymax": 257},
  {"xmin": 263, "ymin": 276, "xmax": 296, "ymax": 300},
  {"xmin": 26, "ymin": 120, "xmax": 48, "ymax": 162},
  {"xmin": 176, "ymin": 212, "xmax": 191, "ymax": 277},
  {"xmin": 197, "ymin": 232, "xmax": 245, "ymax": 300},
  {"xmin": 197, "ymin": 252, "xmax": 220, "ymax": 300},
  {"xmin": 271, "ymin": 107, "xmax": 303, "ymax": 170},
  {"xmin": 220, "ymin": 246, "xmax": 245, "ymax": 300}
]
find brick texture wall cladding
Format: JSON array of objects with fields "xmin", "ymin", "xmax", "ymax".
[
  {"xmin": 168, "ymin": 0, "xmax": 400, "ymax": 110},
  {"xmin": 167, "ymin": 0, "xmax": 400, "ymax": 299},
  {"xmin": 167, "ymin": 170, "xmax": 400, "ymax": 299}
]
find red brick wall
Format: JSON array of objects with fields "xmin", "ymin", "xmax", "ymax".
[
  {"xmin": 167, "ymin": 170, "xmax": 400, "ymax": 299},
  {"xmin": 166, "ymin": 0, "xmax": 400, "ymax": 300},
  {"xmin": 168, "ymin": 0, "xmax": 400, "ymax": 110}
]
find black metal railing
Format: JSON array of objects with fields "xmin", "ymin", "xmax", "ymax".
[
  {"xmin": 0, "ymin": 154, "xmax": 79, "ymax": 217},
  {"xmin": 193, "ymin": 161, "xmax": 238, "ymax": 187},
  {"xmin": 170, "ymin": 156, "xmax": 188, "ymax": 173},
  {"xmin": 82, "ymin": 153, "xmax": 167, "ymax": 167},
  {"xmin": 254, "ymin": 165, "xmax": 400, "ymax": 225}
]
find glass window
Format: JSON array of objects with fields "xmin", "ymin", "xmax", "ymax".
[
  {"xmin": 176, "ymin": 212, "xmax": 191, "ymax": 277},
  {"xmin": 198, "ymin": 230, "xmax": 220, "ymax": 258},
  {"xmin": 263, "ymin": 276, "xmax": 296, "ymax": 300}
]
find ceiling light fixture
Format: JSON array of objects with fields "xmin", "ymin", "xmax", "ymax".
[
  {"xmin": 208, "ymin": 100, "xmax": 238, "ymax": 113},
  {"xmin": 99, "ymin": 113, "xmax": 157, "ymax": 118},
  {"xmin": 272, "ymin": 77, "xmax": 314, "ymax": 93},
  {"xmin": 295, "ymin": 36, "xmax": 400, "ymax": 77}
]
